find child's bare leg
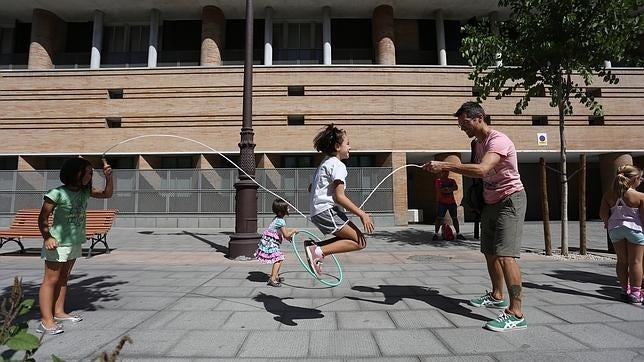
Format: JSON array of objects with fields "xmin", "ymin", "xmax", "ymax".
[
  {"xmin": 320, "ymin": 222, "xmax": 367, "ymax": 256},
  {"xmin": 270, "ymin": 261, "xmax": 282, "ymax": 282},
  {"xmin": 613, "ymin": 240, "xmax": 629, "ymax": 290},
  {"xmin": 54, "ymin": 259, "xmax": 76, "ymax": 318},
  {"xmin": 627, "ymin": 243, "xmax": 644, "ymax": 292},
  {"xmin": 39, "ymin": 261, "xmax": 62, "ymax": 328}
]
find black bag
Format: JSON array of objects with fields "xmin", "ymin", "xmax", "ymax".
[
  {"xmin": 464, "ymin": 139, "xmax": 485, "ymax": 213},
  {"xmin": 465, "ymin": 180, "xmax": 485, "ymax": 213}
]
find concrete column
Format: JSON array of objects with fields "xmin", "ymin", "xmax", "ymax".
[
  {"xmin": 435, "ymin": 10, "xmax": 447, "ymax": 66},
  {"xmin": 197, "ymin": 155, "xmax": 214, "ymax": 169},
  {"xmin": 599, "ymin": 153, "xmax": 633, "ymax": 194},
  {"xmin": 201, "ymin": 5, "xmax": 224, "ymax": 66},
  {"xmin": 264, "ymin": 7, "xmax": 273, "ymax": 65},
  {"xmin": 147, "ymin": 9, "xmax": 160, "ymax": 68},
  {"xmin": 388, "ymin": 152, "xmax": 408, "ymax": 225},
  {"xmin": 28, "ymin": 9, "xmax": 66, "ymax": 69},
  {"xmin": 372, "ymin": 5, "xmax": 395, "ymax": 65},
  {"xmin": 322, "ymin": 6, "xmax": 332, "ymax": 65},
  {"xmin": 17, "ymin": 156, "xmax": 38, "ymax": 171},
  {"xmin": 90, "ymin": 10, "xmax": 104, "ymax": 69}
]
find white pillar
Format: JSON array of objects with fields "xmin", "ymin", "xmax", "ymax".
[
  {"xmin": 435, "ymin": 10, "xmax": 447, "ymax": 66},
  {"xmin": 264, "ymin": 7, "xmax": 273, "ymax": 65},
  {"xmin": 323, "ymin": 6, "xmax": 332, "ymax": 65},
  {"xmin": 148, "ymin": 9, "xmax": 160, "ymax": 68},
  {"xmin": 604, "ymin": 60, "xmax": 612, "ymax": 68},
  {"xmin": 90, "ymin": 10, "xmax": 103, "ymax": 69}
]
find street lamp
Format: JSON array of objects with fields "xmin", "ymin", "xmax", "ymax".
[{"xmin": 228, "ymin": 0, "xmax": 260, "ymax": 259}]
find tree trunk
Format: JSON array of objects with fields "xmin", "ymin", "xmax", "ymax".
[
  {"xmin": 559, "ymin": 101, "xmax": 568, "ymax": 256},
  {"xmin": 539, "ymin": 157, "xmax": 552, "ymax": 255},
  {"xmin": 579, "ymin": 154, "xmax": 587, "ymax": 255}
]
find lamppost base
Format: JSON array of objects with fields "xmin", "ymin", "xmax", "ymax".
[{"xmin": 228, "ymin": 232, "xmax": 260, "ymax": 260}]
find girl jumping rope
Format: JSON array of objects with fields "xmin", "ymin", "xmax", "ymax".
[
  {"xmin": 306, "ymin": 124, "xmax": 374, "ymax": 277},
  {"xmin": 37, "ymin": 157, "xmax": 113, "ymax": 334},
  {"xmin": 600, "ymin": 164, "xmax": 644, "ymax": 305},
  {"xmin": 255, "ymin": 199, "xmax": 298, "ymax": 287}
]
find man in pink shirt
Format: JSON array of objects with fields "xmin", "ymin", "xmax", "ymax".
[{"xmin": 423, "ymin": 101, "xmax": 527, "ymax": 332}]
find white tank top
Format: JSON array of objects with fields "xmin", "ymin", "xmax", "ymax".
[{"xmin": 607, "ymin": 192, "xmax": 643, "ymax": 232}]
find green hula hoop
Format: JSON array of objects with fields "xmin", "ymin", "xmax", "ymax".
[{"xmin": 290, "ymin": 230, "xmax": 343, "ymax": 287}]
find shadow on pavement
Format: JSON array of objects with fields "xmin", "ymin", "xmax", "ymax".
[
  {"xmin": 247, "ymin": 271, "xmax": 269, "ymax": 283},
  {"xmin": 2, "ymin": 273, "xmax": 128, "ymax": 324},
  {"xmin": 253, "ymin": 292, "xmax": 324, "ymax": 326},
  {"xmin": 523, "ymin": 269, "xmax": 620, "ymax": 301},
  {"xmin": 347, "ymin": 285, "xmax": 489, "ymax": 322},
  {"xmin": 371, "ymin": 229, "xmax": 480, "ymax": 249},
  {"xmin": 181, "ymin": 231, "xmax": 229, "ymax": 255}
]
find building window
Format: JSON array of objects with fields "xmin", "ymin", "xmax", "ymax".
[
  {"xmin": 281, "ymin": 155, "xmax": 314, "ymax": 168},
  {"xmin": 346, "ymin": 154, "xmax": 375, "ymax": 167},
  {"xmin": 532, "ymin": 115, "xmax": 548, "ymax": 125},
  {"xmin": 589, "ymin": 116, "xmax": 604, "ymax": 126},
  {"xmin": 161, "ymin": 156, "xmax": 193, "ymax": 169},
  {"xmin": 108, "ymin": 89, "xmax": 123, "ymax": 99},
  {"xmin": 105, "ymin": 156, "xmax": 135, "ymax": 169},
  {"xmin": 287, "ymin": 115, "xmax": 305, "ymax": 125},
  {"xmin": 273, "ymin": 22, "xmax": 323, "ymax": 64},
  {"xmin": 0, "ymin": 156, "xmax": 18, "ymax": 170},
  {"xmin": 586, "ymin": 88, "xmax": 602, "ymax": 98},
  {"xmin": 106, "ymin": 117, "xmax": 122, "ymax": 128},
  {"xmin": 288, "ymin": 86, "xmax": 305, "ymax": 96},
  {"xmin": 45, "ymin": 157, "xmax": 67, "ymax": 170}
]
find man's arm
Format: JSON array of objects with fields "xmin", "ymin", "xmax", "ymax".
[{"xmin": 424, "ymin": 152, "xmax": 501, "ymax": 178}]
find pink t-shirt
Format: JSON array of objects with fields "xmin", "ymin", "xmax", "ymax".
[{"xmin": 475, "ymin": 130, "xmax": 524, "ymax": 204}]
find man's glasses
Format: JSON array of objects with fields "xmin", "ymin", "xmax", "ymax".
[{"xmin": 457, "ymin": 118, "xmax": 475, "ymax": 129}]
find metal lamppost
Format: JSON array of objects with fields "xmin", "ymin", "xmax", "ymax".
[{"xmin": 228, "ymin": 0, "xmax": 260, "ymax": 259}]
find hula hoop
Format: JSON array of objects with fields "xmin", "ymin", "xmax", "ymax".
[{"xmin": 290, "ymin": 230, "xmax": 343, "ymax": 287}]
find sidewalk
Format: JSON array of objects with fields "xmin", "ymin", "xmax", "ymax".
[{"xmin": 1, "ymin": 222, "xmax": 643, "ymax": 361}]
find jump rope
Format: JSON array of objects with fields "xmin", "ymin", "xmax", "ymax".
[{"xmin": 102, "ymin": 134, "xmax": 424, "ymax": 286}]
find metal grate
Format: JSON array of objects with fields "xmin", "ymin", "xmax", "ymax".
[{"xmin": 0, "ymin": 167, "xmax": 393, "ymax": 215}]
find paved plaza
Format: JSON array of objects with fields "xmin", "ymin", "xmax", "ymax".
[{"xmin": 1, "ymin": 221, "xmax": 644, "ymax": 361}]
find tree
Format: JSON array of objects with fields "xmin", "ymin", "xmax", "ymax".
[{"xmin": 460, "ymin": 0, "xmax": 643, "ymax": 255}]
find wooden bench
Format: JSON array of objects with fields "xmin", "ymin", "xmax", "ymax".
[{"xmin": 0, "ymin": 208, "xmax": 119, "ymax": 258}]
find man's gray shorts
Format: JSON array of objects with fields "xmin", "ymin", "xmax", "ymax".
[
  {"xmin": 311, "ymin": 206, "xmax": 350, "ymax": 235},
  {"xmin": 480, "ymin": 189, "xmax": 527, "ymax": 258}
]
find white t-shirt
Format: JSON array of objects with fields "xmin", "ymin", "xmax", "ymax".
[{"xmin": 309, "ymin": 156, "xmax": 348, "ymax": 216}]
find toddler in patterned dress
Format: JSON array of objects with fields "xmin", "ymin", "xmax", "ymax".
[{"xmin": 255, "ymin": 199, "xmax": 298, "ymax": 286}]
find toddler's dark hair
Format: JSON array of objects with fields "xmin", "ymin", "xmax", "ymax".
[
  {"xmin": 313, "ymin": 123, "xmax": 346, "ymax": 156},
  {"xmin": 272, "ymin": 198, "xmax": 289, "ymax": 218},
  {"xmin": 60, "ymin": 157, "xmax": 93, "ymax": 190}
]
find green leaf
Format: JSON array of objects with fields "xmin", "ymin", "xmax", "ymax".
[
  {"xmin": 5, "ymin": 330, "xmax": 40, "ymax": 351},
  {"xmin": 51, "ymin": 355, "xmax": 66, "ymax": 362},
  {"xmin": 17, "ymin": 299, "xmax": 34, "ymax": 316}
]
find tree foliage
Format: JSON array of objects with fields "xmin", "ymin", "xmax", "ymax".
[
  {"xmin": 461, "ymin": 0, "xmax": 643, "ymax": 116},
  {"xmin": 460, "ymin": 0, "xmax": 642, "ymax": 254}
]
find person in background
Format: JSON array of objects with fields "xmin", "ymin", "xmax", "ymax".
[{"xmin": 433, "ymin": 170, "xmax": 465, "ymax": 241}]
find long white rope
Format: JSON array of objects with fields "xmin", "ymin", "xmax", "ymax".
[{"xmin": 102, "ymin": 134, "xmax": 422, "ymax": 220}]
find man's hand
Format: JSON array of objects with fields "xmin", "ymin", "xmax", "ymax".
[
  {"xmin": 44, "ymin": 237, "xmax": 58, "ymax": 250},
  {"xmin": 422, "ymin": 160, "xmax": 447, "ymax": 173}
]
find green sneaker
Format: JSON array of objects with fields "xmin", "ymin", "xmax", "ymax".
[
  {"xmin": 485, "ymin": 312, "xmax": 527, "ymax": 332},
  {"xmin": 469, "ymin": 291, "xmax": 509, "ymax": 309}
]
